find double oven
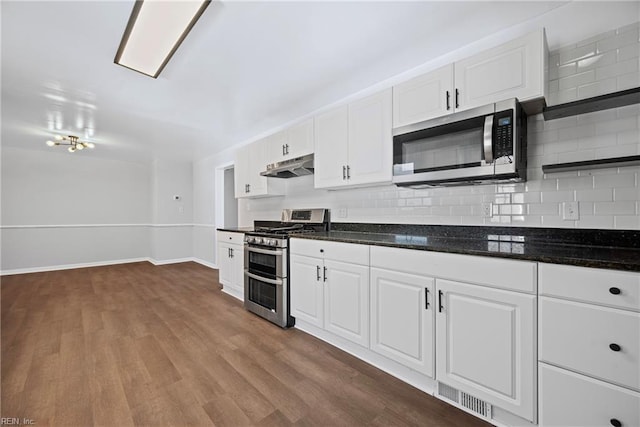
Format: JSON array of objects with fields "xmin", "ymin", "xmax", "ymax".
[{"xmin": 243, "ymin": 209, "xmax": 329, "ymax": 328}]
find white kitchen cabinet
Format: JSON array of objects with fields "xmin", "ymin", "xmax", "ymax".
[
  {"xmin": 392, "ymin": 65, "xmax": 454, "ymax": 127},
  {"xmin": 217, "ymin": 231, "xmax": 244, "ymax": 300},
  {"xmin": 538, "ymin": 263, "xmax": 640, "ymax": 426},
  {"xmin": 314, "ymin": 89, "xmax": 392, "ymax": 189},
  {"xmin": 455, "ymin": 29, "xmax": 547, "ymax": 112},
  {"xmin": 435, "ymin": 278, "xmax": 537, "ymax": 422},
  {"xmin": 267, "ymin": 119, "xmax": 314, "ymax": 163},
  {"xmin": 392, "ymin": 29, "xmax": 547, "ymax": 128},
  {"xmin": 290, "ymin": 238, "xmax": 370, "ymax": 347},
  {"xmin": 370, "ymin": 268, "xmax": 435, "ymax": 377},
  {"xmin": 234, "ymin": 139, "xmax": 284, "ymax": 198}
]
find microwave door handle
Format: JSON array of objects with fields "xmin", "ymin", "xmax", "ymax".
[{"xmin": 483, "ymin": 115, "xmax": 494, "ymax": 164}]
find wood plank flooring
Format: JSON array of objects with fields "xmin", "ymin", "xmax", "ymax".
[{"xmin": 1, "ymin": 262, "xmax": 490, "ymax": 426}]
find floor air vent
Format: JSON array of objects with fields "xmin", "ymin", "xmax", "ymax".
[{"xmin": 437, "ymin": 382, "xmax": 492, "ymax": 420}]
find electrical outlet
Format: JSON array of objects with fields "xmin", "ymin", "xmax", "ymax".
[
  {"xmin": 481, "ymin": 202, "xmax": 493, "ymax": 218},
  {"xmin": 562, "ymin": 202, "xmax": 579, "ymax": 220},
  {"xmin": 337, "ymin": 207, "xmax": 348, "ymax": 218}
]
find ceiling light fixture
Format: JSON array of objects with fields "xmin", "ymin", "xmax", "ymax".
[
  {"xmin": 114, "ymin": 0, "xmax": 211, "ymax": 78},
  {"xmin": 46, "ymin": 135, "xmax": 95, "ymax": 153}
]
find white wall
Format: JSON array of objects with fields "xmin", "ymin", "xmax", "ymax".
[
  {"xmin": 237, "ymin": 20, "xmax": 640, "ymax": 230},
  {"xmin": 1, "ymin": 147, "xmax": 151, "ymax": 272}
]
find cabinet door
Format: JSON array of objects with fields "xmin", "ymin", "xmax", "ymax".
[
  {"xmin": 231, "ymin": 244, "xmax": 244, "ymax": 298},
  {"xmin": 393, "ymin": 65, "xmax": 454, "ymax": 127},
  {"xmin": 247, "ymin": 139, "xmax": 268, "ymax": 196},
  {"xmin": 217, "ymin": 243, "xmax": 233, "ymax": 286},
  {"xmin": 314, "ymin": 106, "xmax": 349, "ymax": 189},
  {"xmin": 370, "ymin": 268, "xmax": 434, "ymax": 377},
  {"xmin": 286, "ymin": 119, "xmax": 314, "ymax": 160},
  {"xmin": 324, "ymin": 260, "xmax": 370, "ymax": 347},
  {"xmin": 290, "ymin": 254, "xmax": 324, "ymax": 327},
  {"xmin": 454, "ymin": 29, "xmax": 545, "ymax": 111},
  {"xmin": 436, "ymin": 279, "xmax": 536, "ymax": 422},
  {"xmin": 267, "ymin": 130, "xmax": 288, "ymax": 163},
  {"xmin": 347, "ymin": 89, "xmax": 392, "ymax": 187},
  {"xmin": 234, "ymin": 146, "xmax": 250, "ymax": 198}
]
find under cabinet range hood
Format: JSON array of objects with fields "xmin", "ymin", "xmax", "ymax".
[{"xmin": 260, "ymin": 154, "xmax": 314, "ymax": 178}]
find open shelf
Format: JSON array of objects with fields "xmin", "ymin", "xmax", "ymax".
[
  {"xmin": 543, "ymin": 87, "xmax": 640, "ymax": 120},
  {"xmin": 542, "ymin": 155, "xmax": 640, "ymax": 174}
]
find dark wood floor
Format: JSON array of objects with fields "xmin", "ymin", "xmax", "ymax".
[{"xmin": 1, "ymin": 261, "xmax": 489, "ymax": 426}]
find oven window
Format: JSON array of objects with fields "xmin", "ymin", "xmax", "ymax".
[
  {"xmin": 247, "ymin": 277, "xmax": 277, "ymax": 312},
  {"xmin": 248, "ymin": 251, "xmax": 277, "ymax": 277}
]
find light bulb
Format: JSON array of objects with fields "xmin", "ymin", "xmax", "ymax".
[
  {"xmin": 46, "ymin": 140, "xmax": 55, "ymax": 146},
  {"xmin": 68, "ymin": 146, "xmax": 75, "ymax": 153},
  {"xmin": 86, "ymin": 142, "xmax": 95, "ymax": 149},
  {"xmin": 76, "ymin": 144, "xmax": 84, "ymax": 150},
  {"xmin": 54, "ymin": 135, "xmax": 63, "ymax": 141}
]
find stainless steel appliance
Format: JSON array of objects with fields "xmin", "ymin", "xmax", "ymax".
[
  {"xmin": 260, "ymin": 154, "xmax": 314, "ymax": 178},
  {"xmin": 392, "ymin": 98, "xmax": 527, "ymax": 187},
  {"xmin": 243, "ymin": 208, "xmax": 329, "ymax": 328}
]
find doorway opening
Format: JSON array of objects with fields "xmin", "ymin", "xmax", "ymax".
[{"xmin": 215, "ymin": 162, "xmax": 238, "ymax": 229}]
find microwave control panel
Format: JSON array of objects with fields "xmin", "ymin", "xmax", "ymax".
[{"xmin": 494, "ymin": 111, "xmax": 514, "ymax": 158}]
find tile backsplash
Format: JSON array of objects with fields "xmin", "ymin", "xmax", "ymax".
[{"xmin": 240, "ymin": 22, "xmax": 640, "ymax": 230}]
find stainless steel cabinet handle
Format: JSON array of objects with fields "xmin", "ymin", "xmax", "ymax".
[
  {"xmin": 438, "ymin": 290, "xmax": 443, "ymax": 312},
  {"xmin": 342, "ymin": 165, "xmax": 346, "ymax": 180},
  {"xmin": 285, "ymin": 144, "xmax": 289, "ymax": 155},
  {"xmin": 425, "ymin": 288, "xmax": 430, "ymax": 310},
  {"xmin": 346, "ymin": 165, "xmax": 351, "ymax": 179},
  {"xmin": 282, "ymin": 144, "xmax": 286, "ymax": 156},
  {"xmin": 228, "ymin": 247, "xmax": 231, "ymax": 258},
  {"xmin": 446, "ymin": 90, "xmax": 450, "ymax": 110},
  {"xmin": 316, "ymin": 265, "xmax": 321, "ymax": 281},
  {"xmin": 323, "ymin": 266, "xmax": 328, "ymax": 282},
  {"xmin": 455, "ymin": 88, "xmax": 459, "ymax": 108},
  {"xmin": 229, "ymin": 248, "xmax": 233, "ymax": 258},
  {"xmin": 245, "ymin": 271, "xmax": 283, "ymax": 286}
]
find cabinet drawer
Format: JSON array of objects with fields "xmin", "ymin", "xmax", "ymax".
[
  {"xmin": 540, "ymin": 297, "xmax": 640, "ymax": 391},
  {"xmin": 290, "ymin": 238, "xmax": 369, "ymax": 265},
  {"xmin": 539, "ymin": 263, "xmax": 640, "ymax": 312},
  {"xmin": 218, "ymin": 231, "xmax": 244, "ymax": 246},
  {"xmin": 540, "ymin": 363, "xmax": 640, "ymax": 427}
]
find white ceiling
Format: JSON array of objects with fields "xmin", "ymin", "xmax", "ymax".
[{"xmin": 1, "ymin": 1, "xmax": 630, "ymax": 164}]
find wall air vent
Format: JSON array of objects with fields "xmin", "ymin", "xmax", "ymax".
[{"xmin": 437, "ymin": 382, "xmax": 492, "ymax": 420}]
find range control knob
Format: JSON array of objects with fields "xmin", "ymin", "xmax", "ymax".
[{"xmin": 254, "ymin": 237, "xmax": 263, "ymax": 245}]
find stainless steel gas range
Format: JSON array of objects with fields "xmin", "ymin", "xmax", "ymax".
[{"xmin": 243, "ymin": 208, "xmax": 329, "ymax": 328}]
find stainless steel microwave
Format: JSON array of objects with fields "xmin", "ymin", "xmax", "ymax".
[{"xmin": 392, "ymin": 98, "xmax": 527, "ymax": 187}]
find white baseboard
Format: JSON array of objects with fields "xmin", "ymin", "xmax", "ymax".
[
  {"xmin": 0, "ymin": 257, "xmax": 149, "ymax": 276},
  {"xmin": 1, "ymin": 257, "xmax": 220, "ymax": 276}
]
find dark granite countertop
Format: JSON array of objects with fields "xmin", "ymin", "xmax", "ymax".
[
  {"xmin": 290, "ymin": 224, "xmax": 640, "ymax": 272},
  {"xmin": 216, "ymin": 227, "xmax": 254, "ymax": 233}
]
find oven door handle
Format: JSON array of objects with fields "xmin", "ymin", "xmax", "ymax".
[
  {"xmin": 245, "ymin": 271, "xmax": 283, "ymax": 286},
  {"xmin": 483, "ymin": 114, "xmax": 494, "ymax": 165},
  {"xmin": 246, "ymin": 246, "xmax": 284, "ymax": 256}
]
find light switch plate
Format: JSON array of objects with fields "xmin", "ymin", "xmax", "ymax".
[
  {"xmin": 481, "ymin": 203, "xmax": 493, "ymax": 218},
  {"xmin": 562, "ymin": 201, "xmax": 579, "ymax": 220},
  {"xmin": 337, "ymin": 207, "xmax": 348, "ymax": 218}
]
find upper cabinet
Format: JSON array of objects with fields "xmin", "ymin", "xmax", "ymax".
[
  {"xmin": 393, "ymin": 29, "xmax": 547, "ymax": 128},
  {"xmin": 234, "ymin": 139, "xmax": 284, "ymax": 199},
  {"xmin": 266, "ymin": 118, "xmax": 314, "ymax": 163},
  {"xmin": 315, "ymin": 89, "xmax": 392, "ymax": 189}
]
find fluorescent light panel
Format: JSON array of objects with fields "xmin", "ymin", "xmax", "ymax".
[{"xmin": 115, "ymin": 0, "xmax": 210, "ymax": 78}]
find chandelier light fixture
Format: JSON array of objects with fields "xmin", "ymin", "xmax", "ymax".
[
  {"xmin": 114, "ymin": 0, "xmax": 211, "ymax": 78},
  {"xmin": 46, "ymin": 135, "xmax": 95, "ymax": 153}
]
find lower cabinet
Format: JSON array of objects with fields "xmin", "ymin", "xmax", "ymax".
[
  {"xmin": 435, "ymin": 279, "xmax": 537, "ymax": 422},
  {"xmin": 370, "ymin": 268, "xmax": 434, "ymax": 377},
  {"xmin": 217, "ymin": 231, "xmax": 244, "ymax": 300},
  {"xmin": 290, "ymin": 239, "xmax": 370, "ymax": 347}
]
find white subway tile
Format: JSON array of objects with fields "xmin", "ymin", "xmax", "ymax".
[
  {"xmin": 578, "ymin": 51, "xmax": 617, "ymax": 71},
  {"xmin": 406, "ymin": 198, "xmax": 422, "ymax": 207},
  {"xmin": 558, "ymin": 62, "xmax": 577, "ymax": 78},
  {"xmin": 616, "ymin": 103, "xmax": 640, "ymax": 118},
  {"xmin": 577, "ymin": 30, "xmax": 616, "ymax": 48},
  {"xmin": 398, "ymin": 189, "xmax": 414, "ymax": 198},
  {"xmin": 528, "ymin": 203, "xmax": 560, "ymax": 215},
  {"xmin": 558, "ymin": 123, "xmax": 596, "ymax": 140},
  {"xmin": 557, "ymin": 176, "xmax": 594, "ymax": 190},
  {"xmin": 557, "ymin": 150, "xmax": 595, "ymax": 164},
  {"xmin": 576, "ymin": 216, "xmax": 614, "ymax": 229},
  {"xmin": 576, "ymin": 188, "xmax": 614, "ymax": 201},
  {"xmin": 617, "ymin": 22, "xmax": 640, "ymax": 34},
  {"xmin": 594, "ymin": 172, "xmax": 637, "ymax": 188},
  {"xmin": 541, "ymin": 190, "xmax": 575, "ymax": 203},
  {"xmin": 579, "ymin": 201, "xmax": 595, "ymax": 215},
  {"xmin": 614, "ymin": 188, "xmax": 640, "ymax": 201},
  {"xmin": 577, "ymin": 108, "xmax": 618, "ymax": 124},
  {"xmin": 396, "ymin": 199, "xmax": 406, "ymax": 207},
  {"xmin": 544, "ymin": 170, "xmax": 579, "ymax": 179},
  {"xmin": 577, "ymin": 78, "xmax": 617, "ymax": 99},
  {"xmin": 534, "ymin": 129, "xmax": 559, "ymax": 145},
  {"xmin": 597, "ymin": 27, "xmax": 639, "ymax": 52},
  {"xmin": 578, "ymin": 133, "xmax": 617, "ymax": 150},
  {"xmin": 594, "ymin": 201, "xmax": 636, "ymax": 215},
  {"xmin": 596, "ymin": 144, "xmax": 639, "ymax": 158},
  {"xmin": 460, "ymin": 216, "xmax": 485, "ymax": 226},
  {"xmin": 618, "ymin": 44, "xmax": 640, "ymax": 61},
  {"xmin": 617, "ymin": 71, "xmax": 640, "ymax": 91},
  {"xmin": 422, "ymin": 197, "xmax": 435, "ymax": 206},
  {"xmin": 559, "ymin": 70, "xmax": 595, "ymax": 91},
  {"xmin": 615, "ymin": 215, "xmax": 640, "ymax": 229},
  {"xmin": 544, "ymin": 139, "xmax": 579, "ymax": 154},
  {"xmin": 559, "ymin": 43, "xmax": 597, "ymax": 65},
  {"xmin": 451, "ymin": 205, "xmax": 473, "ymax": 216},
  {"xmin": 431, "ymin": 206, "xmax": 450, "ymax": 216},
  {"xmin": 440, "ymin": 195, "xmax": 461, "ymax": 205},
  {"xmin": 542, "ymin": 215, "xmax": 572, "ymax": 227},
  {"xmin": 493, "ymin": 194, "xmax": 511, "ymax": 204},
  {"xmin": 595, "ymin": 116, "xmax": 638, "ymax": 135},
  {"xmin": 548, "ymin": 79, "xmax": 559, "ymax": 94},
  {"xmin": 548, "ymin": 88, "xmax": 578, "ymax": 106},
  {"xmin": 517, "ymin": 215, "xmax": 542, "ymax": 226},
  {"xmin": 595, "ymin": 58, "xmax": 639, "ymax": 80}
]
